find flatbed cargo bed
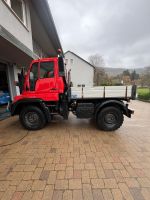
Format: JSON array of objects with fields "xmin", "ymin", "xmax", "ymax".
[{"xmin": 71, "ymin": 85, "xmax": 136, "ymax": 100}]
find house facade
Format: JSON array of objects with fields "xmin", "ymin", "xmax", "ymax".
[
  {"xmin": 0, "ymin": 0, "xmax": 62, "ymax": 102},
  {"xmin": 65, "ymin": 51, "xmax": 95, "ymax": 87}
]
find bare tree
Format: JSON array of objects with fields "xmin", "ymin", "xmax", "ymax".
[
  {"xmin": 141, "ymin": 72, "xmax": 150, "ymax": 88},
  {"xmin": 88, "ymin": 54, "xmax": 107, "ymax": 86},
  {"xmin": 88, "ymin": 54, "xmax": 105, "ymax": 68}
]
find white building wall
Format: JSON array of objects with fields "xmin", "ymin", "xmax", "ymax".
[
  {"xmin": 0, "ymin": 0, "xmax": 33, "ymax": 51},
  {"xmin": 65, "ymin": 52, "xmax": 94, "ymax": 87}
]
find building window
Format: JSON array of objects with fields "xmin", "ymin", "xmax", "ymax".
[
  {"xmin": 65, "ymin": 59, "xmax": 68, "ymax": 65},
  {"xmin": 33, "ymin": 39, "xmax": 48, "ymax": 58},
  {"xmin": 11, "ymin": 0, "xmax": 23, "ymax": 21},
  {"xmin": 4, "ymin": 0, "xmax": 27, "ymax": 26},
  {"xmin": 70, "ymin": 59, "xmax": 73, "ymax": 64}
]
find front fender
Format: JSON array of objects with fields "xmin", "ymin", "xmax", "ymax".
[{"xmin": 10, "ymin": 98, "xmax": 51, "ymax": 122}]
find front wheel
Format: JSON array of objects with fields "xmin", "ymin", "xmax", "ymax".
[
  {"xmin": 96, "ymin": 106, "xmax": 124, "ymax": 131},
  {"xmin": 19, "ymin": 106, "xmax": 46, "ymax": 130}
]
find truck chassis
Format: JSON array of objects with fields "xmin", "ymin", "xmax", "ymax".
[{"xmin": 10, "ymin": 52, "xmax": 136, "ymax": 132}]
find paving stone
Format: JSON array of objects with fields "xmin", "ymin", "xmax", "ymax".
[
  {"xmin": 52, "ymin": 190, "xmax": 63, "ymax": 200},
  {"xmin": 32, "ymin": 168, "xmax": 43, "ymax": 180},
  {"xmin": 55, "ymin": 164, "xmax": 66, "ymax": 171},
  {"xmin": 104, "ymin": 178, "xmax": 118, "ymax": 188},
  {"xmin": 13, "ymin": 165, "xmax": 25, "ymax": 172},
  {"xmin": 85, "ymin": 163, "xmax": 95, "ymax": 170},
  {"xmin": 40, "ymin": 170, "xmax": 50, "ymax": 181},
  {"xmin": 141, "ymin": 188, "xmax": 150, "ymax": 200},
  {"xmin": 17, "ymin": 180, "xmax": 32, "ymax": 191},
  {"xmin": 125, "ymin": 178, "xmax": 140, "ymax": 188},
  {"xmin": 1, "ymin": 186, "xmax": 16, "ymax": 200},
  {"xmin": 43, "ymin": 185, "xmax": 54, "ymax": 200},
  {"xmin": 47, "ymin": 171, "xmax": 57, "ymax": 184},
  {"xmin": 137, "ymin": 178, "xmax": 150, "ymax": 187},
  {"xmin": 91, "ymin": 179, "xmax": 104, "ymax": 189},
  {"xmin": 63, "ymin": 190, "xmax": 72, "ymax": 200},
  {"xmin": 31, "ymin": 158, "xmax": 40, "ymax": 165},
  {"xmin": 96, "ymin": 168, "xmax": 106, "ymax": 178},
  {"xmin": 24, "ymin": 165, "xmax": 36, "ymax": 172},
  {"xmin": 83, "ymin": 184, "xmax": 93, "ymax": 200},
  {"xmin": 7, "ymin": 172, "xmax": 24, "ymax": 181},
  {"xmin": 55, "ymin": 180, "xmax": 68, "ymax": 190},
  {"xmin": 22, "ymin": 191, "xmax": 33, "ymax": 200},
  {"xmin": 32, "ymin": 191, "xmax": 43, "ymax": 200},
  {"xmin": 65, "ymin": 167, "xmax": 73, "ymax": 179},
  {"xmin": 92, "ymin": 189, "xmax": 104, "ymax": 200},
  {"xmin": 112, "ymin": 189, "xmax": 123, "ymax": 200},
  {"xmin": 102, "ymin": 189, "xmax": 113, "ymax": 200},
  {"xmin": 23, "ymin": 172, "xmax": 33, "ymax": 181},
  {"xmin": 119, "ymin": 183, "xmax": 134, "ymax": 200},
  {"xmin": 32, "ymin": 180, "xmax": 46, "ymax": 191},
  {"xmin": 73, "ymin": 170, "xmax": 81, "ymax": 179},
  {"xmin": 0, "ymin": 181, "xmax": 9, "ymax": 191},
  {"xmin": 69, "ymin": 179, "xmax": 82, "ymax": 189},
  {"xmin": 104, "ymin": 169, "xmax": 114, "ymax": 178},
  {"xmin": 74, "ymin": 163, "xmax": 84, "ymax": 170},
  {"xmin": 102, "ymin": 163, "xmax": 114, "ymax": 170},
  {"xmin": 130, "ymin": 188, "xmax": 145, "ymax": 200},
  {"xmin": 73, "ymin": 190, "xmax": 83, "ymax": 200},
  {"xmin": 11, "ymin": 191, "xmax": 24, "ymax": 200},
  {"xmin": 57, "ymin": 171, "xmax": 65, "ymax": 179}
]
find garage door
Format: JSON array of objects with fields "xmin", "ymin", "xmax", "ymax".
[{"xmin": 0, "ymin": 63, "xmax": 11, "ymax": 116}]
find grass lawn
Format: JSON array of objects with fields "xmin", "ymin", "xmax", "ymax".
[{"xmin": 137, "ymin": 87, "xmax": 150, "ymax": 101}]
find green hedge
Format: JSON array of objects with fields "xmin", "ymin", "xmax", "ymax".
[
  {"xmin": 138, "ymin": 88, "xmax": 150, "ymax": 101},
  {"xmin": 138, "ymin": 93, "xmax": 150, "ymax": 100}
]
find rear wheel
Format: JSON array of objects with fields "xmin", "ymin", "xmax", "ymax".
[
  {"xmin": 96, "ymin": 106, "xmax": 124, "ymax": 131},
  {"xmin": 20, "ymin": 106, "xmax": 46, "ymax": 130}
]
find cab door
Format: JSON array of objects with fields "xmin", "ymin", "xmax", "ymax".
[{"xmin": 35, "ymin": 61, "xmax": 56, "ymax": 93}]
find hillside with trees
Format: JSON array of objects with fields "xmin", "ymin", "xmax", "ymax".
[{"xmin": 88, "ymin": 54, "xmax": 150, "ymax": 88}]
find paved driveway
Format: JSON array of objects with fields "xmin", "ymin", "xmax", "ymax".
[{"xmin": 0, "ymin": 100, "xmax": 150, "ymax": 200}]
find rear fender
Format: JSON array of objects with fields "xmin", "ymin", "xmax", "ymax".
[{"xmin": 95, "ymin": 100, "xmax": 134, "ymax": 119}]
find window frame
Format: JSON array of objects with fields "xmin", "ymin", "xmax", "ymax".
[
  {"xmin": 39, "ymin": 61, "xmax": 55, "ymax": 79},
  {"xmin": 4, "ymin": 0, "xmax": 27, "ymax": 27},
  {"xmin": 70, "ymin": 59, "xmax": 74, "ymax": 64},
  {"xmin": 29, "ymin": 62, "xmax": 39, "ymax": 91}
]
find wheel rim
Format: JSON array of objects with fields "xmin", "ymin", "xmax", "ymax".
[
  {"xmin": 24, "ymin": 112, "xmax": 40, "ymax": 127},
  {"xmin": 104, "ymin": 113, "xmax": 117, "ymax": 126}
]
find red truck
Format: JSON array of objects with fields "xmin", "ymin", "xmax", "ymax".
[{"xmin": 10, "ymin": 51, "xmax": 136, "ymax": 131}]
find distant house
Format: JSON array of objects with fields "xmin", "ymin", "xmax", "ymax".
[
  {"xmin": 65, "ymin": 51, "xmax": 95, "ymax": 87},
  {"xmin": 0, "ymin": 0, "xmax": 62, "ymax": 101}
]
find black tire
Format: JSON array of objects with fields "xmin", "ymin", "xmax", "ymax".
[
  {"xmin": 96, "ymin": 106, "xmax": 124, "ymax": 131},
  {"xmin": 19, "ymin": 106, "xmax": 46, "ymax": 130}
]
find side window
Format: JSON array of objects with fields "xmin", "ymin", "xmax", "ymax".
[
  {"xmin": 30, "ymin": 62, "xmax": 38, "ymax": 91},
  {"xmin": 40, "ymin": 62, "xmax": 54, "ymax": 78}
]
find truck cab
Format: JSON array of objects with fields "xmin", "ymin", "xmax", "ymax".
[{"xmin": 15, "ymin": 56, "xmax": 67, "ymax": 102}]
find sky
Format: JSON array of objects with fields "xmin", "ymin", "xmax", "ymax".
[{"xmin": 49, "ymin": 0, "xmax": 150, "ymax": 68}]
